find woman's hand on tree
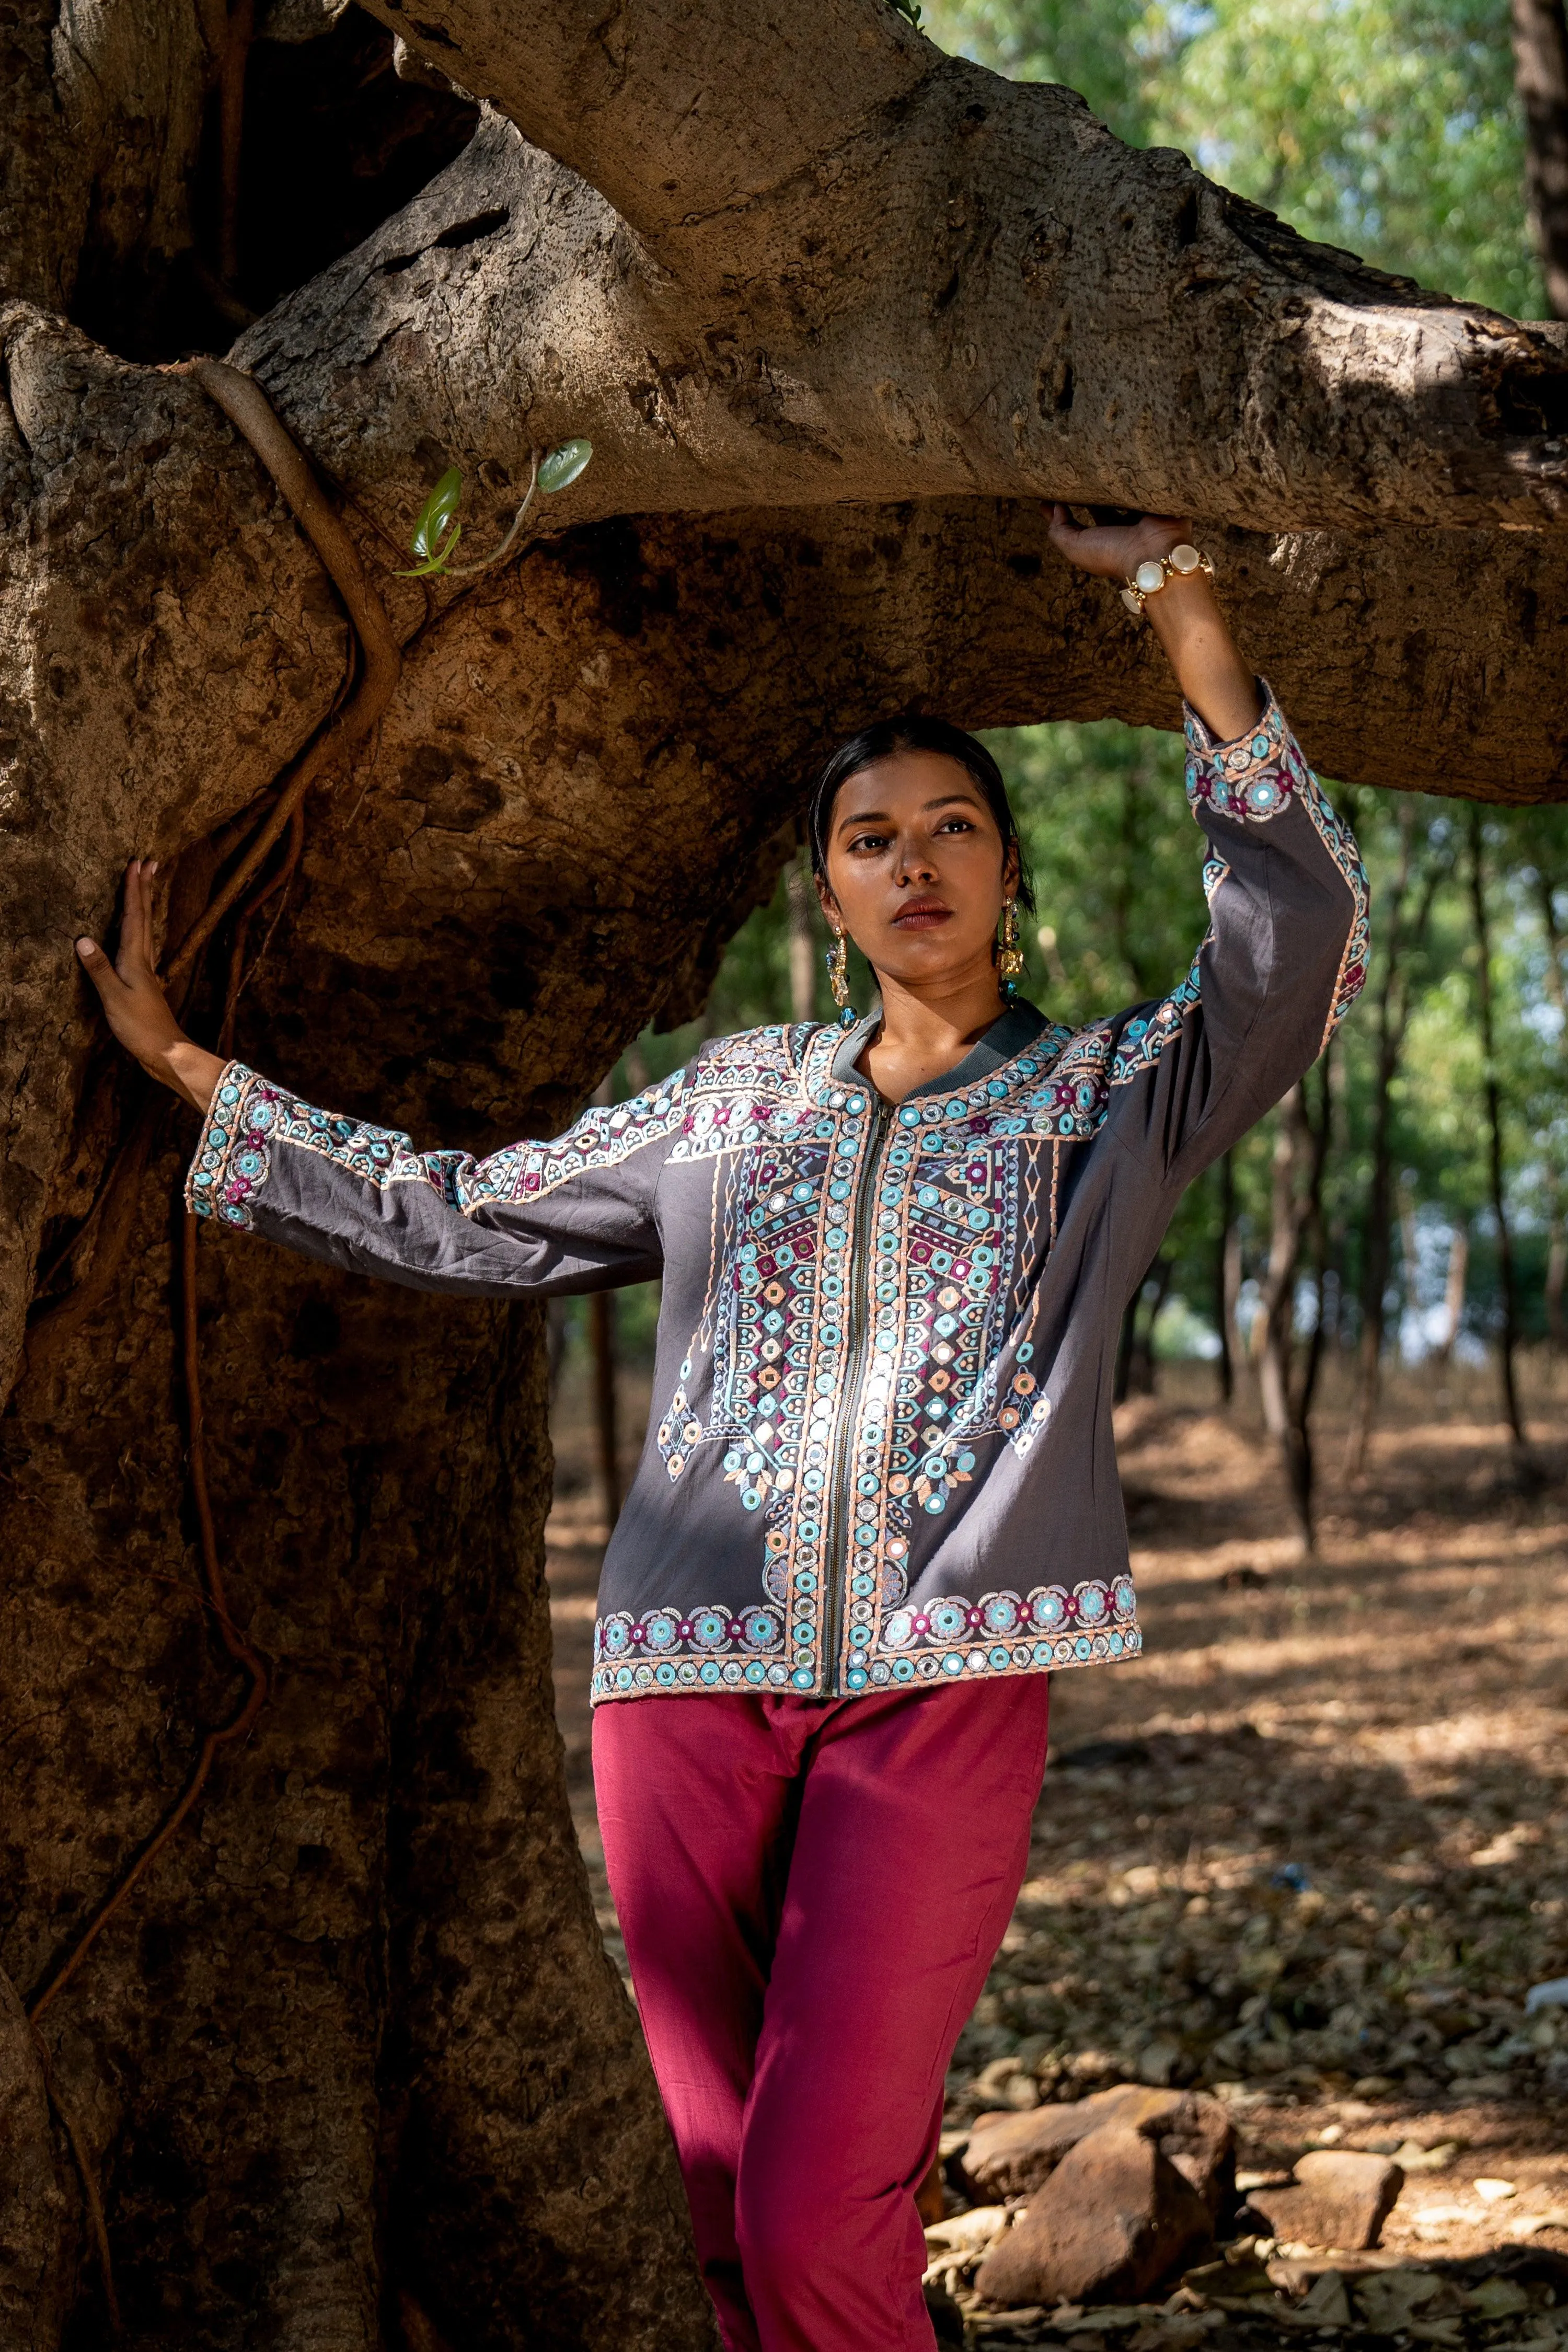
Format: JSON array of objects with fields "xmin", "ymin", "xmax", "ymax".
[
  {"xmin": 76, "ymin": 861, "xmax": 226, "ymax": 1114},
  {"xmin": 1046, "ymin": 504, "xmax": 1261, "ymax": 744},
  {"xmin": 1045, "ymin": 506, "xmax": 1190, "ymax": 579}
]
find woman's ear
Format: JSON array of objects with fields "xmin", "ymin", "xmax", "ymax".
[
  {"xmin": 815, "ymin": 872, "xmax": 843, "ymax": 932},
  {"xmin": 1001, "ymin": 839, "xmax": 1021, "ymax": 901}
]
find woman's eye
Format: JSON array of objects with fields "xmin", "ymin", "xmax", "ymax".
[
  {"xmin": 937, "ymin": 817, "xmax": 975, "ymax": 835},
  {"xmin": 848, "ymin": 831, "xmax": 891, "ymax": 854}
]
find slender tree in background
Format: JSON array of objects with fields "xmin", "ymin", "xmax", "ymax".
[
  {"xmin": 1346, "ymin": 808, "xmax": 1446, "ymax": 1474},
  {"xmin": 1257, "ymin": 1059, "xmax": 1335, "ymax": 1548},
  {"xmin": 1433, "ymin": 1220, "xmax": 1472, "ymax": 1371},
  {"xmin": 1468, "ymin": 808, "xmax": 1531, "ymax": 1461},
  {"xmin": 1513, "ymin": 0, "xmax": 1568, "ymax": 313},
  {"xmin": 1293, "ymin": 1056, "xmax": 1338, "ymax": 1536},
  {"xmin": 787, "ymin": 850, "xmax": 818, "ymax": 1026},
  {"xmin": 1527, "ymin": 848, "xmax": 1568, "ymax": 1345},
  {"xmin": 1214, "ymin": 1151, "xmax": 1239, "ymax": 1405}
]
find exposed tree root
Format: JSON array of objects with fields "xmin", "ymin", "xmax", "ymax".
[
  {"xmin": 30, "ymin": 2027, "xmax": 123, "ymax": 2336},
  {"xmin": 167, "ymin": 358, "xmax": 401, "ymax": 984}
]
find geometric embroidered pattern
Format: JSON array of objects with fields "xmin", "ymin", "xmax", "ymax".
[{"xmin": 187, "ymin": 687, "xmax": 1367, "ymax": 1711}]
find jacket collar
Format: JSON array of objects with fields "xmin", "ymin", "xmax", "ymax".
[{"xmin": 828, "ymin": 999, "xmax": 1050, "ymax": 1101}]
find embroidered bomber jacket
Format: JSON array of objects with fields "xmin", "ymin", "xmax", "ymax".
[{"xmin": 187, "ymin": 690, "xmax": 1367, "ymax": 1707}]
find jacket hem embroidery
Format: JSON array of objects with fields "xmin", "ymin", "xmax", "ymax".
[{"xmin": 592, "ymin": 1594, "xmax": 1142, "ymax": 1702}]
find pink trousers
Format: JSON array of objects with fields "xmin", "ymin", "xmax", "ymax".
[{"xmin": 592, "ymin": 1677, "xmax": 1052, "ymax": 2352}]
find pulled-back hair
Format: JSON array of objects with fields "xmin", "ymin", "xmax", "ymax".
[{"xmin": 806, "ymin": 716, "xmax": 1036, "ymax": 914}]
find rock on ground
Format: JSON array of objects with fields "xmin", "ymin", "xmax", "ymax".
[
  {"xmin": 1247, "ymin": 2148, "xmax": 1405, "ymax": 2250},
  {"xmin": 966, "ymin": 2085, "xmax": 1236, "ymax": 2219},
  {"xmin": 974, "ymin": 2118, "xmax": 1214, "ymax": 2307}
]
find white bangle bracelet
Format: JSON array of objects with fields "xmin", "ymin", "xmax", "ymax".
[{"xmin": 1120, "ymin": 542, "xmax": 1215, "ymax": 618}]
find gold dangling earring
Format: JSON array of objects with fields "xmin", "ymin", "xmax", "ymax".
[
  {"xmin": 997, "ymin": 898, "xmax": 1024, "ymax": 994},
  {"xmin": 826, "ymin": 928, "xmax": 855, "ymax": 1023}
]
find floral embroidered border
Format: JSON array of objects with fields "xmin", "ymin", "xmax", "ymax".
[
  {"xmin": 591, "ymin": 1587, "xmax": 1142, "ymax": 1702},
  {"xmin": 187, "ymin": 1062, "xmax": 469, "ymax": 1228}
]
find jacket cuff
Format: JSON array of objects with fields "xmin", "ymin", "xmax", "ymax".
[
  {"xmin": 185, "ymin": 1062, "xmax": 279, "ymax": 1229},
  {"xmin": 1183, "ymin": 681, "xmax": 1305, "ymax": 822}
]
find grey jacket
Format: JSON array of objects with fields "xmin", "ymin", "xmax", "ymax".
[{"xmin": 188, "ymin": 689, "xmax": 1367, "ymax": 1706}]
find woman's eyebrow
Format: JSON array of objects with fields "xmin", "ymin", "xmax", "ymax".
[{"xmin": 835, "ymin": 791, "xmax": 981, "ymax": 832}]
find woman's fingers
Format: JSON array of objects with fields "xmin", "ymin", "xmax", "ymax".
[
  {"xmin": 74, "ymin": 933, "xmax": 122, "ymax": 999},
  {"xmin": 75, "ymin": 860, "xmax": 175, "ymax": 1038},
  {"xmin": 1046, "ymin": 504, "xmax": 1134, "ymax": 578},
  {"xmin": 1046, "ymin": 505, "xmax": 1194, "ymax": 580}
]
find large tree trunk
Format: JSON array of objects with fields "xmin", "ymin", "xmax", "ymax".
[{"xmin": 6, "ymin": 0, "xmax": 1568, "ymax": 2339}]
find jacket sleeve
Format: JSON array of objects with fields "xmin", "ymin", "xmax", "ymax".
[
  {"xmin": 183, "ymin": 1059, "xmax": 681, "ymax": 1296},
  {"xmin": 1106, "ymin": 683, "xmax": 1368, "ymax": 1191}
]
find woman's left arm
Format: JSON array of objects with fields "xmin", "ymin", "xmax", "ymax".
[{"xmin": 1046, "ymin": 508, "xmax": 1369, "ymax": 1183}]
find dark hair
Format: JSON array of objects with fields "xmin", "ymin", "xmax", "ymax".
[{"xmin": 806, "ymin": 716, "xmax": 1036, "ymax": 914}]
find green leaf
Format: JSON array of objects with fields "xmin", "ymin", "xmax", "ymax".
[
  {"xmin": 396, "ymin": 522, "xmax": 462, "ymax": 579},
  {"xmin": 538, "ymin": 439, "xmax": 593, "ymax": 494},
  {"xmin": 410, "ymin": 466, "xmax": 463, "ymax": 561}
]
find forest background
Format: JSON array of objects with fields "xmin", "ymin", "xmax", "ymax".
[{"xmin": 561, "ymin": 0, "xmax": 1568, "ymax": 1547}]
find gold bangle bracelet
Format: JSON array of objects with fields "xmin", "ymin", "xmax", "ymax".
[{"xmin": 1120, "ymin": 542, "xmax": 1215, "ymax": 618}]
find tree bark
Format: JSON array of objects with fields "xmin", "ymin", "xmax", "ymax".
[{"xmin": 0, "ymin": 1966, "xmax": 72, "ymax": 2347}]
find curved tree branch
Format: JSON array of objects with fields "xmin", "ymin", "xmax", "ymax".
[{"xmin": 306, "ymin": 3, "xmax": 1568, "ymax": 535}]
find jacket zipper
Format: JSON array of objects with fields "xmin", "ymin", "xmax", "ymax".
[{"xmin": 820, "ymin": 1093, "xmax": 890, "ymax": 1694}]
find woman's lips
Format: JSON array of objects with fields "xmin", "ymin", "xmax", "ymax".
[{"xmin": 892, "ymin": 901, "xmax": 953, "ymax": 929}]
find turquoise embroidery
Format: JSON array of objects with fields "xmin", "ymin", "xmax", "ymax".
[{"xmin": 188, "ymin": 693, "xmax": 1363, "ymax": 1710}]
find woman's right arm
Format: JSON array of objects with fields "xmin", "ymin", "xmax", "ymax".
[{"xmin": 76, "ymin": 862, "xmax": 671, "ymax": 1299}]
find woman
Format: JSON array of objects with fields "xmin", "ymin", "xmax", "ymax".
[{"xmin": 77, "ymin": 510, "xmax": 1367, "ymax": 2352}]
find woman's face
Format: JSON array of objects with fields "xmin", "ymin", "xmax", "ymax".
[{"xmin": 818, "ymin": 749, "xmax": 1017, "ymax": 994}]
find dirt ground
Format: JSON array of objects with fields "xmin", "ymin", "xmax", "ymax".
[{"xmin": 546, "ymin": 1348, "xmax": 1568, "ymax": 2346}]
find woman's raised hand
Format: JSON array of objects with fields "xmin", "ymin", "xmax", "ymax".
[
  {"xmin": 1045, "ymin": 505, "xmax": 1190, "ymax": 580},
  {"xmin": 1045, "ymin": 505, "xmax": 1261, "ymax": 743},
  {"xmin": 75, "ymin": 861, "xmax": 226, "ymax": 1113}
]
